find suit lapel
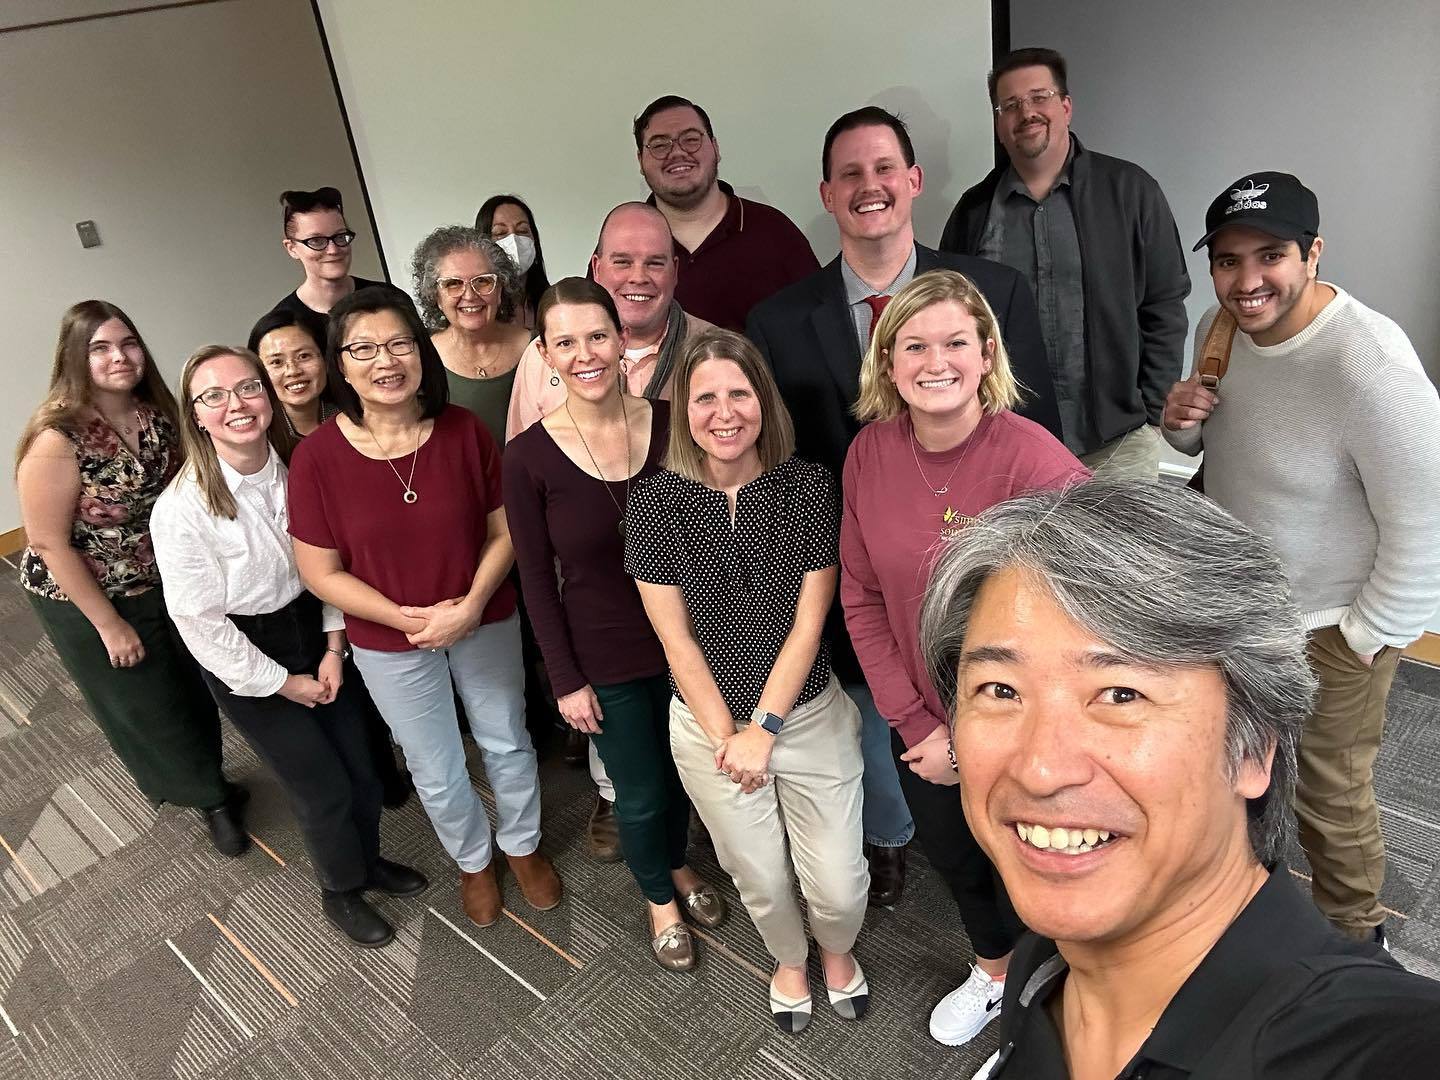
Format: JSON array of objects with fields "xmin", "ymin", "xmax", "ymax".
[{"xmin": 808, "ymin": 258, "xmax": 862, "ymax": 402}]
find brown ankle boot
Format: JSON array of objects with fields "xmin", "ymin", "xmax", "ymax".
[
  {"xmin": 508, "ymin": 849, "xmax": 562, "ymax": 911},
  {"xmin": 460, "ymin": 862, "xmax": 501, "ymax": 927}
]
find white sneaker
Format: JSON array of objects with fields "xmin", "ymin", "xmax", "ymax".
[
  {"xmin": 971, "ymin": 1049, "xmax": 1001, "ymax": 1080},
  {"xmin": 929, "ymin": 964, "xmax": 1004, "ymax": 1046}
]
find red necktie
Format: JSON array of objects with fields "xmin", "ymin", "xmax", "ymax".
[{"xmin": 863, "ymin": 294, "xmax": 892, "ymax": 342}]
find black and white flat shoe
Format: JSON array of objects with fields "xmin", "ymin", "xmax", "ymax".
[
  {"xmin": 769, "ymin": 980, "xmax": 813, "ymax": 1034},
  {"xmin": 826, "ymin": 959, "xmax": 870, "ymax": 1020}
]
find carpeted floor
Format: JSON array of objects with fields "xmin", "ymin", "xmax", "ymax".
[{"xmin": 1, "ymin": 560, "xmax": 1438, "ymax": 1079}]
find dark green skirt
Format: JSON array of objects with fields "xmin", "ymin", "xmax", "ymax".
[{"xmin": 28, "ymin": 587, "xmax": 230, "ymax": 810}]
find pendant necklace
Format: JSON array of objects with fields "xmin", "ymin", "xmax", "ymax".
[
  {"xmin": 366, "ymin": 420, "xmax": 422, "ymax": 504},
  {"xmin": 911, "ymin": 415, "xmax": 977, "ymax": 497},
  {"xmin": 566, "ymin": 398, "xmax": 632, "ymax": 537}
]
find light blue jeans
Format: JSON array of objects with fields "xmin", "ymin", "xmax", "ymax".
[
  {"xmin": 845, "ymin": 682, "xmax": 916, "ymax": 848},
  {"xmin": 354, "ymin": 613, "xmax": 541, "ymax": 872}
]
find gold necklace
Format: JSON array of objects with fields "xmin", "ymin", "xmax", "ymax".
[
  {"xmin": 365, "ymin": 420, "xmax": 421, "ymax": 504},
  {"xmin": 910, "ymin": 415, "xmax": 978, "ymax": 497},
  {"xmin": 565, "ymin": 398, "xmax": 632, "ymax": 537}
]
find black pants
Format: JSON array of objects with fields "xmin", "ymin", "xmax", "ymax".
[
  {"xmin": 892, "ymin": 728, "xmax": 1023, "ymax": 960},
  {"xmin": 203, "ymin": 593, "xmax": 382, "ymax": 893}
]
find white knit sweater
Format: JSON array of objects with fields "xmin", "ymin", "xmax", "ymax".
[{"xmin": 1166, "ymin": 285, "xmax": 1440, "ymax": 654}]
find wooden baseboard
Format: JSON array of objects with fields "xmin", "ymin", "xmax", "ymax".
[
  {"xmin": 0, "ymin": 526, "xmax": 24, "ymax": 559},
  {"xmin": 1404, "ymin": 631, "xmax": 1440, "ymax": 666}
]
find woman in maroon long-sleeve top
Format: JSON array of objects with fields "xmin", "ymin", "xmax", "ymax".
[
  {"xmin": 503, "ymin": 278, "xmax": 726, "ymax": 971},
  {"xmin": 841, "ymin": 270, "xmax": 1089, "ymax": 1048}
]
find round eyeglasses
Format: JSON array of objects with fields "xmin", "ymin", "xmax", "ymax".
[
  {"xmin": 340, "ymin": 336, "xmax": 417, "ymax": 362},
  {"xmin": 437, "ymin": 274, "xmax": 499, "ymax": 299},
  {"xmin": 291, "ymin": 230, "xmax": 357, "ymax": 252},
  {"xmin": 643, "ymin": 130, "xmax": 706, "ymax": 159},
  {"xmin": 193, "ymin": 378, "xmax": 267, "ymax": 409}
]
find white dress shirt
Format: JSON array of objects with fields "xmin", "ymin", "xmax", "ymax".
[{"xmin": 151, "ymin": 446, "xmax": 344, "ymax": 697}]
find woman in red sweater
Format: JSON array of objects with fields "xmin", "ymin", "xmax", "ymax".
[{"xmin": 841, "ymin": 270, "xmax": 1089, "ymax": 1048}]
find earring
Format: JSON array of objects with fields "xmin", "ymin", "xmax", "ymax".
[{"xmin": 548, "ymin": 367, "xmax": 560, "ymax": 387}]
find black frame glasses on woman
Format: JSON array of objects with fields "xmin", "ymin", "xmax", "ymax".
[
  {"xmin": 340, "ymin": 337, "xmax": 417, "ymax": 362},
  {"xmin": 291, "ymin": 230, "xmax": 356, "ymax": 252},
  {"xmin": 193, "ymin": 378, "xmax": 268, "ymax": 409},
  {"xmin": 437, "ymin": 274, "xmax": 499, "ymax": 298}
]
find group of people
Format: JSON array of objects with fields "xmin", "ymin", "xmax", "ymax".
[{"xmin": 14, "ymin": 44, "xmax": 1440, "ymax": 1074}]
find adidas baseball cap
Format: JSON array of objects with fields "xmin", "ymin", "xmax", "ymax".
[{"xmin": 1192, "ymin": 171, "xmax": 1319, "ymax": 252}]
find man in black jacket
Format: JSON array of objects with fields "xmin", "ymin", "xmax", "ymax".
[
  {"xmin": 939, "ymin": 48, "xmax": 1189, "ymax": 478},
  {"xmin": 746, "ymin": 105, "xmax": 1058, "ymax": 939}
]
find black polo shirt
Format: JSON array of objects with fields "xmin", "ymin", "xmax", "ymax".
[{"xmin": 988, "ymin": 868, "xmax": 1440, "ymax": 1078}]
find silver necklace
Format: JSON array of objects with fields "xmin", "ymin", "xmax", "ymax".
[
  {"xmin": 911, "ymin": 417, "xmax": 978, "ymax": 497},
  {"xmin": 366, "ymin": 420, "xmax": 421, "ymax": 504},
  {"xmin": 566, "ymin": 398, "xmax": 632, "ymax": 537},
  {"xmin": 101, "ymin": 405, "xmax": 140, "ymax": 437}
]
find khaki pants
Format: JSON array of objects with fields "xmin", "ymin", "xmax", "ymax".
[
  {"xmin": 669, "ymin": 677, "xmax": 868, "ymax": 966},
  {"xmin": 1080, "ymin": 423, "xmax": 1160, "ymax": 479},
  {"xmin": 1296, "ymin": 624, "xmax": 1401, "ymax": 937}
]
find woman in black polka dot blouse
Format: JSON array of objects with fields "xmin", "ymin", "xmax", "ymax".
[{"xmin": 625, "ymin": 329, "xmax": 869, "ymax": 1035}]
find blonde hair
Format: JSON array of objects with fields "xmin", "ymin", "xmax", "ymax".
[
  {"xmin": 172, "ymin": 345, "xmax": 293, "ymax": 520},
  {"xmin": 853, "ymin": 269, "xmax": 1025, "ymax": 423},
  {"xmin": 664, "ymin": 329, "xmax": 796, "ymax": 483}
]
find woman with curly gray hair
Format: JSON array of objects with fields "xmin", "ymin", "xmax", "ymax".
[{"xmin": 411, "ymin": 225, "xmax": 532, "ymax": 447}]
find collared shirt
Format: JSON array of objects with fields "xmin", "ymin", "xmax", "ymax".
[
  {"xmin": 654, "ymin": 181, "xmax": 820, "ymax": 332},
  {"xmin": 979, "ymin": 146, "xmax": 1090, "ymax": 454},
  {"xmin": 840, "ymin": 246, "xmax": 918, "ymax": 348},
  {"xmin": 151, "ymin": 446, "xmax": 344, "ymax": 698},
  {"xmin": 989, "ymin": 867, "xmax": 1440, "ymax": 1078}
]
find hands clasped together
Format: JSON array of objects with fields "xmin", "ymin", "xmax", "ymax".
[{"xmin": 399, "ymin": 595, "xmax": 483, "ymax": 651}]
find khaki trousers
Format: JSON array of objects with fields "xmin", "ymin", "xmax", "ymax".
[
  {"xmin": 669, "ymin": 677, "xmax": 868, "ymax": 966},
  {"xmin": 1080, "ymin": 423, "xmax": 1161, "ymax": 479},
  {"xmin": 1296, "ymin": 624, "xmax": 1402, "ymax": 937}
]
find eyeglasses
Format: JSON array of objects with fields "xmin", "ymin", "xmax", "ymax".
[
  {"xmin": 340, "ymin": 336, "xmax": 416, "ymax": 361},
  {"xmin": 290, "ymin": 230, "xmax": 356, "ymax": 252},
  {"xmin": 995, "ymin": 89, "xmax": 1062, "ymax": 115},
  {"xmin": 644, "ymin": 130, "xmax": 707, "ymax": 159},
  {"xmin": 437, "ymin": 274, "xmax": 499, "ymax": 298},
  {"xmin": 193, "ymin": 378, "xmax": 267, "ymax": 409}
]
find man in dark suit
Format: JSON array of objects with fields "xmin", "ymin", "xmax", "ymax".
[{"xmin": 745, "ymin": 106, "xmax": 1059, "ymax": 922}]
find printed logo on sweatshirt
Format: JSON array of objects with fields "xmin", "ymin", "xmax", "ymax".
[{"xmin": 1225, "ymin": 180, "xmax": 1269, "ymax": 214}]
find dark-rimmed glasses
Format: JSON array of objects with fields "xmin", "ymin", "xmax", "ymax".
[
  {"xmin": 341, "ymin": 337, "xmax": 417, "ymax": 362},
  {"xmin": 290, "ymin": 230, "xmax": 356, "ymax": 252},
  {"xmin": 193, "ymin": 378, "xmax": 267, "ymax": 409},
  {"xmin": 437, "ymin": 274, "xmax": 499, "ymax": 299},
  {"xmin": 644, "ymin": 130, "xmax": 706, "ymax": 159}
]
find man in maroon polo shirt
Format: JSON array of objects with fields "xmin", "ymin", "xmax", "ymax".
[{"xmin": 636, "ymin": 94, "xmax": 820, "ymax": 332}]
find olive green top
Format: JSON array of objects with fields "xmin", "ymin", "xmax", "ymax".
[{"xmin": 444, "ymin": 365, "xmax": 518, "ymax": 450}]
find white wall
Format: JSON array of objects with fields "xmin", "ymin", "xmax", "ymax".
[
  {"xmin": 1010, "ymin": 0, "xmax": 1440, "ymax": 379},
  {"xmin": 314, "ymin": 0, "xmax": 993, "ymax": 291},
  {"xmin": 0, "ymin": 0, "xmax": 380, "ymax": 530}
]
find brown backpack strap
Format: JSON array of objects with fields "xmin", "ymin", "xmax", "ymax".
[{"xmin": 1197, "ymin": 309, "xmax": 1238, "ymax": 389}]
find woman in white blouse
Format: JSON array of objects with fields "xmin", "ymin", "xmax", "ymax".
[{"xmin": 151, "ymin": 345, "xmax": 426, "ymax": 949}]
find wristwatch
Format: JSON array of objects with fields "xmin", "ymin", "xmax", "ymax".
[
  {"xmin": 326, "ymin": 646, "xmax": 351, "ymax": 661},
  {"xmin": 751, "ymin": 708, "xmax": 785, "ymax": 735}
]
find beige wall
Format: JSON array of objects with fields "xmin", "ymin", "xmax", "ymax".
[
  {"xmin": 314, "ymin": 0, "xmax": 994, "ymax": 294},
  {"xmin": 0, "ymin": 0, "xmax": 381, "ymax": 530}
]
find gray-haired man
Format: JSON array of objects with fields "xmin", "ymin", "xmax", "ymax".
[{"xmin": 921, "ymin": 480, "xmax": 1440, "ymax": 1080}]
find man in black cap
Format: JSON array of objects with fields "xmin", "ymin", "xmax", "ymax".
[{"xmin": 1163, "ymin": 171, "xmax": 1440, "ymax": 945}]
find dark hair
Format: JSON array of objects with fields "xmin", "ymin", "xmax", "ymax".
[
  {"xmin": 246, "ymin": 306, "xmax": 328, "ymax": 357},
  {"xmin": 535, "ymin": 277, "xmax": 624, "ymax": 347},
  {"xmin": 325, "ymin": 287, "xmax": 449, "ymax": 423},
  {"xmin": 988, "ymin": 47, "xmax": 1069, "ymax": 107},
  {"xmin": 476, "ymin": 194, "xmax": 551, "ymax": 317},
  {"xmin": 822, "ymin": 106, "xmax": 915, "ymax": 181},
  {"xmin": 280, "ymin": 187, "xmax": 344, "ymax": 235},
  {"xmin": 632, "ymin": 95, "xmax": 715, "ymax": 152}
]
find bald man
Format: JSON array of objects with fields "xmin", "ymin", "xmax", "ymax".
[{"xmin": 506, "ymin": 203, "xmax": 716, "ymax": 440}]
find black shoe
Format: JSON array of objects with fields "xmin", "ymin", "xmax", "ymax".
[
  {"xmin": 366, "ymin": 858, "xmax": 429, "ymax": 898},
  {"xmin": 322, "ymin": 889, "xmax": 395, "ymax": 948},
  {"xmin": 203, "ymin": 803, "xmax": 249, "ymax": 857},
  {"xmin": 562, "ymin": 727, "xmax": 588, "ymax": 768},
  {"xmin": 381, "ymin": 771, "xmax": 414, "ymax": 809},
  {"xmin": 866, "ymin": 842, "xmax": 907, "ymax": 907}
]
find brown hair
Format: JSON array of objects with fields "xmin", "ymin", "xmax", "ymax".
[
  {"xmin": 15, "ymin": 300, "xmax": 181, "ymax": 472},
  {"xmin": 664, "ymin": 329, "xmax": 795, "ymax": 483},
  {"xmin": 535, "ymin": 276, "xmax": 623, "ymax": 346},
  {"xmin": 853, "ymin": 270, "xmax": 1024, "ymax": 423},
  {"xmin": 173, "ymin": 346, "xmax": 293, "ymax": 520}
]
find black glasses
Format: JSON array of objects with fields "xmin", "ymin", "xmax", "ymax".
[
  {"xmin": 291, "ymin": 230, "xmax": 356, "ymax": 252},
  {"xmin": 437, "ymin": 274, "xmax": 499, "ymax": 299},
  {"xmin": 341, "ymin": 336, "xmax": 417, "ymax": 362},
  {"xmin": 644, "ymin": 130, "xmax": 707, "ymax": 159},
  {"xmin": 193, "ymin": 378, "xmax": 267, "ymax": 409},
  {"xmin": 995, "ymin": 89, "xmax": 1062, "ymax": 116}
]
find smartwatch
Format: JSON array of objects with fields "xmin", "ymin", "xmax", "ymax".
[{"xmin": 752, "ymin": 708, "xmax": 785, "ymax": 735}]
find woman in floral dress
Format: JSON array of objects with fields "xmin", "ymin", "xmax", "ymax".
[{"xmin": 14, "ymin": 301, "xmax": 246, "ymax": 855}]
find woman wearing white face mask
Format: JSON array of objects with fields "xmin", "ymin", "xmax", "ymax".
[
  {"xmin": 411, "ymin": 225, "xmax": 532, "ymax": 449},
  {"xmin": 477, "ymin": 194, "xmax": 550, "ymax": 331}
]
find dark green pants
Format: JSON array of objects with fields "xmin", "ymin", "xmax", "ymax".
[
  {"xmin": 29, "ymin": 588, "xmax": 230, "ymax": 810},
  {"xmin": 589, "ymin": 675, "xmax": 691, "ymax": 903}
]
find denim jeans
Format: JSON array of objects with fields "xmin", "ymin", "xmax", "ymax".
[
  {"xmin": 354, "ymin": 613, "xmax": 541, "ymax": 872},
  {"xmin": 844, "ymin": 681, "xmax": 916, "ymax": 847}
]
